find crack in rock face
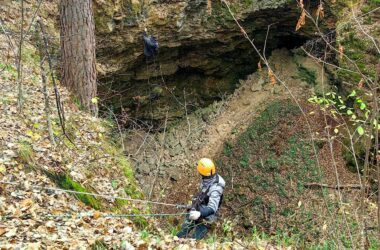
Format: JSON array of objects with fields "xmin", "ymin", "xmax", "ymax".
[{"xmin": 95, "ymin": 0, "xmax": 336, "ymax": 123}]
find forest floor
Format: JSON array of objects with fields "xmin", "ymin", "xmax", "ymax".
[
  {"xmin": 1, "ymin": 0, "xmax": 379, "ymax": 249},
  {"xmin": 0, "ymin": 4, "xmax": 281, "ymax": 249},
  {"xmin": 0, "ymin": 34, "xmax": 269, "ymax": 250}
]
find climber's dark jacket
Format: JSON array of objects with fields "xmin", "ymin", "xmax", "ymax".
[{"xmin": 143, "ymin": 32, "xmax": 158, "ymax": 57}]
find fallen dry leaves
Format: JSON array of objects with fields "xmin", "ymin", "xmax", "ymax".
[
  {"xmin": 0, "ymin": 16, "xmax": 265, "ymax": 250},
  {"xmin": 0, "ymin": 2, "xmax": 292, "ymax": 248}
]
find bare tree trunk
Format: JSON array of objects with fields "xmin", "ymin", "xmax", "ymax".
[
  {"xmin": 375, "ymin": 64, "xmax": 380, "ymax": 240},
  {"xmin": 59, "ymin": 0, "xmax": 97, "ymax": 115},
  {"xmin": 36, "ymin": 29, "xmax": 55, "ymax": 147},
  {"xmin": 17, "ymin": 0, "xmax": 24, "ymax": 112}
]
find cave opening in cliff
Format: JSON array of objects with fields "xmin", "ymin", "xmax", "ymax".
[
  {"xmin": 95, "ymin": 0, "xmax": 336, "ymax": 130},
  {"xmin": 99, "ymin": 33, "xmax": 312, "ymax": 130}
]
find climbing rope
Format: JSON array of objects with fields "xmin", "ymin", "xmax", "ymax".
[
  {"xmin": 0, "ymin": 180, "xmax": 188, "ymax": 208},
  {"xmin": 1, "ymin": 212, "xmax": 190, "ymax": 221}
]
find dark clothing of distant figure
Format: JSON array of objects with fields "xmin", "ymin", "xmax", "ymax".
[
  {"xmin": 143, "ymin": 32, "xmax": 159, "ymax": 58},
  {"xmin": 177, "ymin": 174, "xmax": 225, "ymax": 240}
]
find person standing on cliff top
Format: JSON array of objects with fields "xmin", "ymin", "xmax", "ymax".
[{"xmin": 177, "ymin": 158, "xmax": 225, "ymax": 240}]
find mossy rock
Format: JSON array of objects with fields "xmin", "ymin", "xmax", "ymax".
[{"xmin": 46, "ymin": 173, "xmax": 102, "ymax": 210}]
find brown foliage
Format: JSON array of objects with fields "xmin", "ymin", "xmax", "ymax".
[
  {"xmin": 316, "ymin": 3, "xmax": 325, "ymax": 19},
  {"xmin": 296, "ymin": 10, "xmax": 306, "ymax": 31},
  {"xmin": 296, "ymin": 0, "xmax": 306, "ymax": 31},
  {"xmin": 268, "ymin": 68, "xmax": 276, "ymax": 85}
]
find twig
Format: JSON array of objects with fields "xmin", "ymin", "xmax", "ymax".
[
  {"xmin": 234, "ymin": 239, "xmax": 250, "ymax": 250},
  {"xmin": 25, "ymin": 0, "xmax": 44, "ymax": 36},
  {"xmin": 38, "ymin": 19, "xmax": 74, "ymax": 146},
  {"xmin": 0, "ymin": 19, "xmax": 17, "ymax": 58},
  {"xmin": 148, "ymin": 111, "xmax": 169, "ymax": 199},
  {"xmin": 301, "ymin": 47, "xmax": 361, "ymax": 76},
  {"xmin": 351, "ymin": 8, "xmax": 380, "ymax": 55},
  {"xmin": 304, "ymin": 183, "xmax": 365, "ymax": 190},
  {"xmin": 134, "ymin": 127, "xmax": 152, "ymax": 156},
  {"xmin": 17, "ymin": 0, "xmax": 25, "ymax": 112},
  {"xmin": 104, "ymin": 105, "xmax": 125, "ymax": 151},
  {"xmin": 183, "ymin": 88, "xmax": 191, "ymax": 139},
  {"xmin": 374, "ymin": 64, "xmax": 380, "ymax": 239},
  {"xmin": 321, "ymin": 61, "xmax": 354, "ymax": 241},
  {"xmin": 263, "ymin": 23, "xmax": 277, "ymax": 60}
]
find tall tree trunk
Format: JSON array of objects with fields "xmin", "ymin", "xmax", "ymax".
[{"xmin": 60, "ymin": 0, "xmax": 97, "ymax": 115}]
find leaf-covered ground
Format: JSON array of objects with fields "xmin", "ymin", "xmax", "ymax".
[
  {"xmin": 0, "ymin": 2, "xmax": 285, "ymax": 248},
  {"xmin": 0, "ymin": 29, "xmax": 148, "ymax": 247},
  {"xmin": 0, "ymin": 45, "xmax": 279, "ymax": 248}
]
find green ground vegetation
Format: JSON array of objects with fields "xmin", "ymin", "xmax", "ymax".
[
  {"xmin": 43, "ymin": 113, "xmax": 144, "ymax": 216},
  {"xmin": 335, "ymin": 1, "xmax": 379, "ymax": 84},
  {"xmin": 214, "ymin": 99, "xmax": 379, "ymax": 248},
  {"xmin": 17, "ymin": 140, "xmax": 35, "ymax": 167},
  {"xmin": 216, "ymin": 101, "xmax": 327, "ymax": 246},
  {"xmin": 55, "ymin": 174, "xmax": 102, "ymax": 210}
]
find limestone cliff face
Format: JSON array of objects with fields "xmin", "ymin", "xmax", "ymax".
[{"xmin": 94, "ymin": 0, "xmax": 336, "ymax": 121}]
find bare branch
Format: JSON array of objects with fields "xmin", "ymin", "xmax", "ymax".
[
  {"xmin": 17, "ymin": 0, "xmax": 25, "ymax": 112},
  {"xmin": 304, "ymin": 183, "xmax": 365, "ymax": 190}
]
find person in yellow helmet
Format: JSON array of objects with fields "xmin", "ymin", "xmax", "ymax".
[{"xmin": 177, "ymin": 158, "xmax": 225, "ymax": 240}]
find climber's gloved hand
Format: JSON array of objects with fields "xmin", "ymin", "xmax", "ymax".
[
  {"xmin": 189, "ymin": 210, "xmax": 201, "ymax": 220},
  {"xmin": 176, "ymin": 204, "xmax": 192, "ymax": 210}
]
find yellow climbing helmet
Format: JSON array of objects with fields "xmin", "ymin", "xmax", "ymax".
[{"xmin": 197, "ymin": 158, "xmax": 216, "ymax": 177}]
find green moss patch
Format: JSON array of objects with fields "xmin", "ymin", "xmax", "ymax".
[
  {"xmin": 58, "ymin": 175, "xmax": 102, "ymax": 209},
  {"xmin": 103, "ymin": 142, "xmax": 144, "ymax": 201},
  {"xmin": 113, "ymin": 156, "xmax": 144, "ymax": 209},
  {"xmin": 53, "ymin": 174, "xmax": 102, "ymax": 210},
  {"xmin": 129, "ymin": 207, "xmax": 149, "ymax": 229}
]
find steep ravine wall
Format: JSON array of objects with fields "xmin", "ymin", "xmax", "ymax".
[{"xmin": 94, "ymin": 0, "xmax": 337, "ymax": 122}]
